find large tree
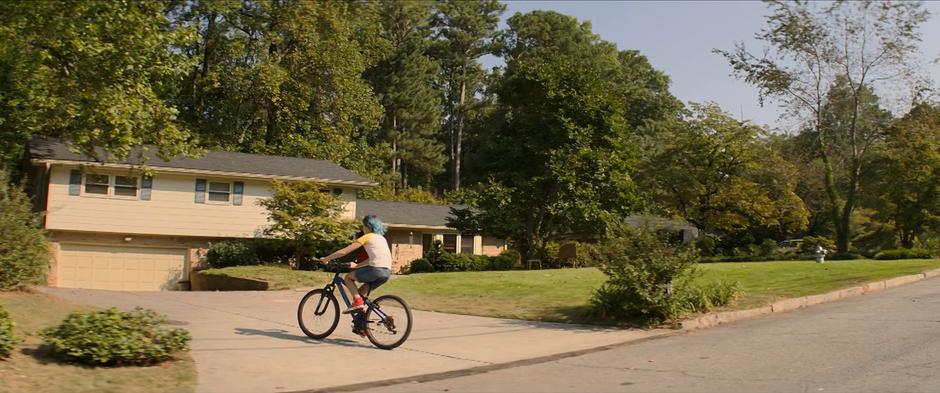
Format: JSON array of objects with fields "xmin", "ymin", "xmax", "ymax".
[
  {"xmin": 639, "ymin": 103, "xmax": 809, "ymax": 238},
  {"xmin": 867, "ymin": 103, "xmax": 940, "ymax": 248},
  {"xmin": 364, "ymin": 0, "xmax": 446, "ymax": 191},
  {"xmin": 0, "ymin": 0, "xmax": 199, "ymax": 166},
  {"xmin": 172, "ymin": 0, "xmax": 386, "ymax": 176},
  {"xmin": 717, "ymin": 0, "xmax": 928, "ymax": 252},
  {"xmin": 459, "ymin": 11, "xmax": 636, "ymax": 260},
  {"xmin": 430, "ymin": 0, "xmax": 504, "ymax": 191}
]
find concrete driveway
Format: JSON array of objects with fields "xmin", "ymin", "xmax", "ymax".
[{"xmin": 38, "ymin": 287, "xmax": 675, "ymax": 393}]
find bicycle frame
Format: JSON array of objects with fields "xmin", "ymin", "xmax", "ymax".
[{"xmin": 319, "ymin": 271, "xmax": 392, "ymax": 323}]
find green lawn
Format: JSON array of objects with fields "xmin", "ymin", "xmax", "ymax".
[
  {"xmin": 0, "ymin": 291, "xmax": 196, "ymax": 393},
  {"xmin": 203, "ymin": 259, "xmax": 940, "ymax": 324}
]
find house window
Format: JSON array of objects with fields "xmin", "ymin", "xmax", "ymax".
[
  {"xmin": 460, "ymin": 234, "xmax": 474, "ymax": 254},
  {"xmin": 83, "ymin": 174, "xmax": 139, "ymax": 198},
  {"xmin": 208, "ymin": 182, "xmax": 231, "ymax": 202},
  {"xmin": 442, "ymin": 234, "xmax": 458, "ymax": 253},
  {"xmin": 113, "ymin": 176, "xmax": 138, "ymax": 197},
  {"xmin": 84, "ymin": 174, "xmax": 110, "ymax": 195}
]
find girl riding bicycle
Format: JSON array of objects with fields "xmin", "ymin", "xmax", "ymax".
[{"xmin": 319, "ymin": 215, "xmax": 392, "ymax": 314}]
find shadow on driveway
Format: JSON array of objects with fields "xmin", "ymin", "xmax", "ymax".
[{"xmin": 234, "ymin": 327, "xmax": 374, "ymax": 349}]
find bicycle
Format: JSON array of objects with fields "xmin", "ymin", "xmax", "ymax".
[{"xmin": 297, "ymin": 263, "xmax": 413, "ymax": 350}]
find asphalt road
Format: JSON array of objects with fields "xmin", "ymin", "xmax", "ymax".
[{"xmin": 356, "ymin": 277, "xmax": 940, "ymax": 393}]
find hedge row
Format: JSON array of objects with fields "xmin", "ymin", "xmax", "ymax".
[
  {"xmin": 407, "ymin": 251, "xmax": 518, "ymax": 273},
  {"xmin": 874, "ymin": 249, "xmax": 933, "ymax": 260}
]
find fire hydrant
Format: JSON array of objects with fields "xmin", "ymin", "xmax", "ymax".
[{"xmin": 815, "ymin": 245, "xmax": 828, "ymax": 264}]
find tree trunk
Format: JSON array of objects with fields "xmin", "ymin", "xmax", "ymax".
[
  {"xmin": 817, "ymin": 128, "xmax": 846, "ymax": 252},
  {"xmin": 524, "ymin": 216, "xmax": 535, "ymax": 263},
  {"xmin": 265, "ymin": 99, "xmax": 277, "ymax": 146},
  {"xmin": 454, "ymin": 80, "xmax": 466, "ymax": 191},
  {"xmin": 401, "ymin": 164, "xmax": 407, "ymax": 190},
  {"xmin": 391, "ymin": 116, "xmax": 398, "ymax": 193}
]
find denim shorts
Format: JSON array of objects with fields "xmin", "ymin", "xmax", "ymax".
[{"xmin": 354, "ymin": 266, "xmax": 391, "ymax": 289}]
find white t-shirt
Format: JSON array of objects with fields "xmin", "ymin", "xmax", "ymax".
[{"xmin": 355, "ymin": 233, "xmax": 392, "ymax": 269}]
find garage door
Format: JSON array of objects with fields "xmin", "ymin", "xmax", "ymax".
[{"xmin": 58, "ymin": 244, "xmax": 187, "ymax": 291}]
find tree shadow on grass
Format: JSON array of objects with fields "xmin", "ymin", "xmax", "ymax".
[
  {"xmin": 233, "ymin": 327, "xmax": 374, "ymax": 350},
  {"xmin": 500, "ymin": 305, "xmax": 675, "ymax": 332},
  {"xmin": 21, "ymin": 345, "xmax": 188, "ymax": 368},
  {"xmin": 20, "ymin": 345, "xmax": 61, "ymax": 366}
]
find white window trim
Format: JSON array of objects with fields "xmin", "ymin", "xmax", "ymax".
[
  {"xmin": 459, "ymin": 234, "xmax": 475, "ymax": 255},
  {"xmin": 112, "ymin": 175, "xmax": 140, "ymax": 199},
  {"xmin": 81, "ymin": 174, "xmax": 139, "ymax": 200},
  {"xmin": 206, "ymin": 180, "xmax": 232, "ymax": 205},
  {"xmin": 442, "ymin": 233, "xmax": 459, "ymax": 254}
]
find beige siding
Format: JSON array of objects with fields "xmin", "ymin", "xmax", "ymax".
[
  {"xmin": 386, "ymin": 230, "xmax": 421, "ymax": 273},
  {"xmin": 45, "ymin": 165, "xmax": 356, "ymax": 238},
  {"xmin": 482, "ymin": 237, "xmax": 506, "ymax": 256}
]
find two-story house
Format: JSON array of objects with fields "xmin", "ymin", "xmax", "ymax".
[{"xmin": 26, "ymin": 139, "xmax": 505, "ymax": 291}]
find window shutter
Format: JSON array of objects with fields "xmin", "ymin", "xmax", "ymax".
[
  {"xmin": 140, "ymin": 176, "xmax": 153, "ymax": 201},
  {"xmin": 233, "ymin": 181, "xmax": 244, "ymax": 206},
  {"xmin": 195, "ymin": 179, "xmax": 206, "ymax": 204},
  {"xmin": 68, "ymin": 170, "xmax": 81, "ymax": 196}
]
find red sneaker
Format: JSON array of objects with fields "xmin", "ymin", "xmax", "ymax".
[{"xmin": 343, "ymin": 297, "xmax": 365, "ymax": 314}]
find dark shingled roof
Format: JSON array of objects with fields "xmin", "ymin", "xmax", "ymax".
[
  {"xmin": 355, "ymin": 200, "xmax": 463, "ymax": 228},
  {"xmin": 29, "ymin": 139, "xmax": 376, "ymax": 186}
]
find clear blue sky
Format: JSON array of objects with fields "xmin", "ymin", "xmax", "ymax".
[{"xmin": 483, "ymin": 1, "xmax": 940, "ymax": 130}]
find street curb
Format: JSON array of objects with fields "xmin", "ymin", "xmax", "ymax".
[{"xmin": 681, "ymin": 267, "xmax": 940, "ymax": 331}]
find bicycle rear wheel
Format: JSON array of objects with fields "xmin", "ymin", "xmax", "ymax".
[
  {"xmin": 364, "ymin": 294, "xmax": 413, "ymax": 350},
  {"xmin": 297, "ymin": 288, "xmax": 340, "ymax": 339}
]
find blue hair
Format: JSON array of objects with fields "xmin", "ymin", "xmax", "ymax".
[{"xmin": 362, "ymin": 215, "xmax": 386, "ymax": 236}]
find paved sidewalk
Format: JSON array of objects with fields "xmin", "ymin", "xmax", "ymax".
[{"xmin": 38, "ymin": 288, "xmax": 675, "ymax": 393}]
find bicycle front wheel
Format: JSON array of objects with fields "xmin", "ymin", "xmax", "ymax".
[
  {"xmin": 365, "ymin": 294, "xmax": 413, "ymax": 350},
  {"xmin": 297, "ymin": 288, "xmax": 340, "ymax": 339}
]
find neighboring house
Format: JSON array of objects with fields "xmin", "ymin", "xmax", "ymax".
[
  {"xmin": 25, "ymin": 139, "xmax": 504, "ymax": 291},
  {"xmin": 624, "ymin": 215, "xmax": 699, "ymax": 244},
  {"xmin": 355, "ymin": 200, "xmax": 507, "ymax": 271}
]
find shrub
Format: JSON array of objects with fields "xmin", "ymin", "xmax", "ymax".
[
  {"xmin": 0, "ymin": 305, "xmax": 20, "ymax": 358},
  {"xmin": 0, "ymin": 170, "xmax": 49, "ymax": 290},
  {"xmin": 425, "ymin": 240, "xmax": 444, "ymax": 264},
  {"xmin": 682, "ymin": 281, "xmax": 741, "ymax": 313},
  {"xmin": 828, "ymin": 252, "xmax": 863, "ymax": 260},
  {"xmin": 694, "ymin": 235, "xmax": 717, "ymax": 257},
  {"xmin": 407, "ymin": 258, "xmax": 434, "ymax": 273},
  {"xmin": 590, "ymin": 228, "xmax": 730, "ymax": 324},
  {"xmin": 758, "ymin": 239, "xmax": 778, "ymax": 257},
  {"xmin": 431, "ymin": 252, "xmax": 455, "ymax": 272},
  {"xmin": 541, "ymin": 242, "xmax": 562, "ymax": 268},
  {"xmin": 40, "ymin": 307, "xmax": 190, "ymax": 366},
  {"xmin": 499, "ymin": 249, "xmax": 522, "ymax": 266},
  {"xmin": 488, "ymin": 255, "xmax": 515, "ymax": 270},
  {"xmin": 800, "ymin": 236, "xmax": 835, "ymax": 255},
  {"xmin": 567, "ymin": 242, "xmax": 600, "ymax": 267},
  {"xmin": 874, "ymin": 248, "xmax": 933, "ymax": 260},
  {"xmin": 253, "ymin": 238, "xmax": 295, "ymax": 264},
  {"xmin": 206, "ymin": 240, "xmax": 258, "ymax": 268}
]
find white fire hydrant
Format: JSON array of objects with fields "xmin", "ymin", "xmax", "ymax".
[{"xmin": 814, "ymin": 245, "xmax": 828, "ymax": 264}]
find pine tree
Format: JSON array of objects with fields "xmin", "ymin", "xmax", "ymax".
[
  {"xmin": 430, "ymin": 0, "xmax": 504, "ymax": 191},
  {"xmin": 365, "ymin": 1, "xmax": 446, "ymax": 192}
]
